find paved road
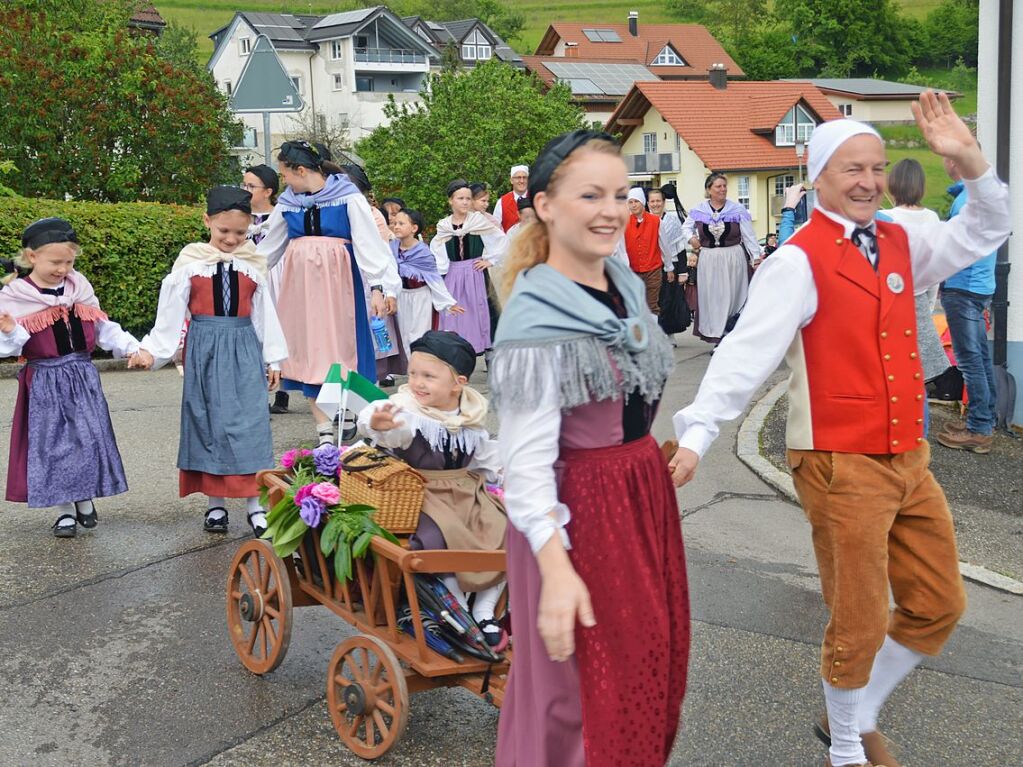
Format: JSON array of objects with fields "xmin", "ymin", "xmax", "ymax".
[{"xmin": 1, "ymin": 336, "xmax": 1019, "ymax": 766}]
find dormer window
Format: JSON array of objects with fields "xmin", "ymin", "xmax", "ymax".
[
  {"xmin": 651, "ymin": 45, "xmax": 685, "ymax": 66},
  {"xmin": 775, "ymin": 104, "xmax": 816, "ymax": 146},
  {"xmin": 462, "ymin": 29, "xmax": 491, "ymax": 61}
]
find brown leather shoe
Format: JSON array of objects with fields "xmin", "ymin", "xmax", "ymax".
[
  {"xmin": 816, "ymin": 717, "xmax": 900, "ymax": 767},
  {"xmin": 940, "ymin": 417, "xmax": 967, "ymax": 434},
  {"xmin": 936, "ymin": 428, "xmax": 993, "ymax": 454}
]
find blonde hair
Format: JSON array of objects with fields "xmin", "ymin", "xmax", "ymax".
[
  {"xmin": 501, "ymin": 138, "xmax": 621, "ymax": 297},
  {"xmin": 14, "ymin": 241, "xmax": 82, "ymax": 270}
]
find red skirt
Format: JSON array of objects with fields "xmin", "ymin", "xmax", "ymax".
[{"xmin": 497, "ymin": 435, "xmax": 690, "ymax": 767}]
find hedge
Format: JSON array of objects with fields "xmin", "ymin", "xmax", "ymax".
[{"xmin": 0, "ymin": 196, "xmax": 206, "ymax": 335}]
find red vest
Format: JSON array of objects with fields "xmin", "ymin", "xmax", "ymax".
[
  {"xmin": 624, "ymin": 214, "xmax": 662, "ymax": 273},
  {"xmin": 784, "ymin": 212, "xmax": 925, "ymax": 455},
  {"xmin": 499, "ymin": 192, "xmax": 520, "ymax": 232}
]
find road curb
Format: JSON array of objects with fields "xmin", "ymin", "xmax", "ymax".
[
  {"xmin": 0, "ymin": 356, "xmax": 128, "ymax": 379},
  {"xmin": 737, "ymin": 379, "xmax": 1023, "ymax": 597}
]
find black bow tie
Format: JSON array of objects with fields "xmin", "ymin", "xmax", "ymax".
[
  {"xmin": 38, "ymin": 285, "xmax": 65, "ymax": 297},
  {"xmin": 851, "ymin": 226, "xmax": 878, "ymax": 268}
]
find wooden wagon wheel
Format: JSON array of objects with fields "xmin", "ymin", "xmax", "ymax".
[
  {"xmin": 326, "ymin": 634, "xmax": 410, "ymax": 759},
  {"xmin": 226, "ymin": 539, "xmax": 293, "ymax": 675}
]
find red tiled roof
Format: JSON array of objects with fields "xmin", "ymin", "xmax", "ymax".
[
  {"xmin": 522, "ymin": 55, "xmax": 655, "ymax": 101},
  {"xmin": 608, "ymin": 81, "xmax": 843, "ymax": 171},
  {"xmin": 536, "ymin": 23, "xmax": 743, "ymax": 77}
]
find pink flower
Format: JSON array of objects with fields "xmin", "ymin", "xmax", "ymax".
[
  {"xmin": 300, "ymin": 449, "xmax": 313, "ymax": 457},
  {"xmin": 294, "ymin": 483, "xmax": 315, "ymax": 504},
  {"xmin": 280, "ymin": 448, "xmax": 298, "ymax": 469},
  {"xmin": 310, "ymin": 482, "xmax": 341, "ymax": 506},
  {"xmin": 485, "ymin": 483, "xmax": 505, "ymax": 501}
]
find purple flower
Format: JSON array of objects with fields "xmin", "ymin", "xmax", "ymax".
[
  {"xmin": 312, "ymin": 443, "xmax": 341, "ymax": 478},
  {"xmin": 299, "ymin": 496, "xmax": 326, "ymax": 527}
]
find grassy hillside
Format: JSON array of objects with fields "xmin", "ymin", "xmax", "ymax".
[{"xmin": 159, "ymin": 0, "xmax": 948, "ymax": 62}]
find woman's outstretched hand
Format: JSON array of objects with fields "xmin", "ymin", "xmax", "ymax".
[{"xmin": 669, "ymin": 446, "xmax": 699, "ymax": 487}]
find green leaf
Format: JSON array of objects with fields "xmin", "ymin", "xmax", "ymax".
[
  {"xmin": 320, "ymin": 513, "xmax": 344, "ymax": 557},
  {"xmin": 334, "ymin": 542, "xmax": 352, "ymax": 583},
  {"xmin": 275, "ymin": 533, "xmax": 305, "ymax": 559},
  {"xmin": 353, "ymin": 531, "xmax": 373, "ymax": 558}
]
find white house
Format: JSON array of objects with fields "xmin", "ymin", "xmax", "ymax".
[
  {"xmin": 785, "ymin": 79, "xmax": 961, "ymax": 124},
  {"xmin": 208, "ymin": 7, "xmax": 441, "ymax": 159}
]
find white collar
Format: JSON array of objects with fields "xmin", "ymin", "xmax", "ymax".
[{"xmin": 814, "ymin": 203, "xmax": 877, "ymax": 239}]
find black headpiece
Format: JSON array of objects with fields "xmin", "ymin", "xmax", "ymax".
[
  {"xmin": 278, "ymin": 140, "xmax": 331, "ymax": 170},
  {"xmin": 659, "ymin": 182, "xmax": 679, "ymax": 200},
  {"xmin": 516, "ymin": 196, "xmax": 533, "ymax": 212},
  {"xmin": 21, "ymin": 218, "xmax": 78, "ymax": 249},
  {"xmin": 445, "ymin": 179, "xmax": 471, "ymax": 198},
  {"xmin": 245, "ymin": 164, "xmax": 280, "ymax": 196},
  {"xmin": 469, "ymin": 182, "xmax": 489, "ymax": 197},
  {"xmin": 528, "ymin": 130, "xmax": 618, "ymax": 198},
  {"xmin": 342, "ymin": 163, "xmax": 372, "ymax": 193},
  {"xmin": 206, "ymin": 186, "xmax": 252, "ymax": 216},
  {"xmin": 410, "ymin": 331, "xmax": 476, "ymax": 378},
  {"xmin": 380, "ymin": 197, "xmax": 406, "ymax": 208}
]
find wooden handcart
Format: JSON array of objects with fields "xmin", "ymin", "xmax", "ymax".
[{"xmin": 225, "ymin": 470, "xmax": 510, "ymax": 760}]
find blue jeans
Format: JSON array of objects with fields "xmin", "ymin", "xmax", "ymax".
[{"xmin": 940, "ymin": 291, "xmax": 997, "ymax": 435}]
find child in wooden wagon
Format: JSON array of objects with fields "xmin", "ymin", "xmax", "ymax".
[{"xmin": 356, "ymin": 330, "xmax": 509, "ymax": 650}]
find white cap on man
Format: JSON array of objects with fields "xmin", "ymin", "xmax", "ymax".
[
  {"xmin": 510, "ymin": 164, "xmax": 529, "ymax": 178},
  {"xmin": 627, "ymin": 187, "xmax": 646, "ymax": 205},
  {"xmin": 806, "ymin": 119, "xmax": 882, "ymax": 183}
]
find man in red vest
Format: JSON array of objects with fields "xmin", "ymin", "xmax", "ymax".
[
  {"xmin": 492, "ymin": 164, "xmax": 529, "ymax": 233},
  {"xmin": 624, "ymin": 186, "xmax": 669, "ymax": 314},
  {"xmin": 669, "ymin": 93, "xmax": 1009, "ymax": 767}
]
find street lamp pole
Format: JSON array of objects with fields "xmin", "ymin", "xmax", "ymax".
[{"xmin": 795, "ymin": 140, "xmax": 805, "ymax": 185}]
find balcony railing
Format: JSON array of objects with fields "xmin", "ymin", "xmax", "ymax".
[
  {"xmin": 625, "ymin": 151, "xmax": 680, "ymax": 174},
  {"xmin": 354, "ymin": 47, "xmax": 426, "ymax": 64}
]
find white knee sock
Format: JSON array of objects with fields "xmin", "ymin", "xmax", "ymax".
[
  {"xmin": 471, "ymin": 582, "xmax": 505, "ymax": 629},
  {"xmin": 207, "ymin": 497, "xmax": 227, "ymax": 521},
  {"xmin": 246, "ymin": 496, "xmax": 266, "ymax": 527},
  {"xmin": 822, "ymin": 680, "xmax": 867, "ymax": 766},
  {"xmin": 54, "ymin": 503, "xmax": 76, "ymax": 527},
  {"xmin": 857, "ymin": 635, "xmax": 924, "ymax": 733}
]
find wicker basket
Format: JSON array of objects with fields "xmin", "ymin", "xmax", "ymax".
[{"xmin": 339, "ymin": 447, "xmax": 426, "ymax": 535}]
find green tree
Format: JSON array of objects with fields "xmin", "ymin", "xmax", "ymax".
[
  {"xmin": 0, "ymin": 6, "xmax": 242, "ymax": 203},
  {"xmin": 356, "ymin": 59, "xmax": 582, "ymax": 227},
  {"xmin": 774, "ymin": 0, "xmax": 913, "ymax": 77},
  {"xmin": 922, "ymin": 0, "xmax": 979, "ymax": 67}
]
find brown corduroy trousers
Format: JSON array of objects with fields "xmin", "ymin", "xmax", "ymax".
[
  {"xmin": 787, "ymin": 443, "xmax": 966, "ymax": 688},
  {"xmin": 639, "ymin": 268, "xmax": 661, "ymax": 315}
]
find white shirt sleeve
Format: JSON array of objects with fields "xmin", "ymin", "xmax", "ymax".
[
  {"xmin": 139, "ymin": 274, "xmax": 190, "ymax": 370},
  {"xmin": 468, "ymin": 434, "xmax": 502, "ymax": 484},
  {"xmin": 95, "ymin": 319, "xmax": 140, "ymax": 358},
  {"xmin": 430, "ymin": 233, "xmax": 451, "ymax": 276},
  {"xmin": 740, "ymin": 218, "xmax": 762, "ymax": 262},
  {"xmin": 482, "ymin": 228, "xmax": 509, "ymax": 268},
  {"xmin": 356, "ymin": 400, "xmax": 416, "ymax": 449},
  {"xmin": 255, "ymin": 207, "xmax": 289, "ymax": 271},
  {"xmin": 250, "ymin": 279, "xmax": 288, "ymax": 368},
  {"xmin": 680, "ymin": 213, "xmax": 696, "ymax": 244},
  {"xmin": 497, "ymin": 357, "xmax": 572, "ymax": 554},
  {"xmin": 0, "ymin": 323, "xmax": 30, "ymax": 357},
  {"xmin": 673, "ymin": 246, "xmax": 817, "ymax": 457},
  {"xmin": 610, "ymin": 237, "xmax": 629, "ymax": 265},
  {"xmin": 347, "ymin": 195, "xmax": 401, "ymax": 297},
  {"xmin": 492, "ymin": 196, "xmax": 504, "ymax": 226},
  {"xmin": 427, "ymin": 278, "xmax": 458, "ymax": 312},
  {"xmin": 902, "ymin": 168, "xmax": 1010, "ymax": 290}
]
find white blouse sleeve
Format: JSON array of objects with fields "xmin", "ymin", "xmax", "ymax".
[
  {"xmin": 468, "ymin": 434, "xmax": 502, "ymax": 484},
  {"xmin": 497, "ymin": 357, "xmax": 572, "ymax": 554},
  {"xmin": 430, "ymin": 233, "xmax": 451, "ymax": 276},
  {"xmin": 95, "ymin": 319, "xmax": 140, "ymax": 358},
  {"xmin": 0, "ymin": 323, "xmax": 30, "ymax": 357},
  {"xmin": 427, "ymin": 279, "xmax": 458, "ymax": 312},
  {"xmin": 139, "ymin": 274, "xmax": 190, "ymax": 370},
  {"xmin": 482, "ymin": 229, "xmax": 509, "ymax": 268},
  {"xmin": 347, "ymin": 196, "xmax": 401, "ymax": 297},
  {"xmin": 492, "ymin": 198, "xmax": 504, "ymax": 226},
  {"xmin": 356, "ymin": 400, "xmax": 415, "ymax": 449},
  {"xmin": 740, "ymin": 218, "xmax": 762, "ymax": 262},
  {"xmin": 680, "ymin": 213, "xmax": 696, "ymax": 243},
  {"xmin": 250, "ymin": 280, "xmax": 288, "ymax": 368},
  {"xmin": 255, "ymin": 207, "xmax": 289, "ymax": 271}
]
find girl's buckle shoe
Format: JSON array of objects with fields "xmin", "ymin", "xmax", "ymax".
[
  {"xmin": 204, "ymin": 508, "xmax": 229, "ymax": 533},
  {"xmin": 74, "ymin": 501, "xmax": 98, "ymax": 529},
  {"xmin": 52, "ymin": 515, "xmax": 77, "ymax": 538}
]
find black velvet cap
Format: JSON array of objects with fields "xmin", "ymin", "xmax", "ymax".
[
  {"xmin": 410, "ymin": 331, "xmax": 477, "ymax": 377},
  {"xmin": 516, "ymin": 196, "xmax": 533, "ymax": 211},
  {"xmin": 528, "ymin": 129, "xmax": 618, "ymax": 198},
  {"xmin": 278, "ymin": 140, "xmax": 330, "ymax": 170},
  {"xmin": 445, "ymin": 179, "xmax": 470, "ymax": 198},
  {"xmin": 245, "ymin": 164, "xmax": 280, "ymax": 195},
  {"xmin": 21, "ymin": 218, "xmax": 78, "ymax": 249},
  {"xmin": 206, "ymin": 186, "xmax": 252, "ymax": 216},
  {"xmin": 342, "ymin": 163, "xmax": 372, "ymax": 193}
]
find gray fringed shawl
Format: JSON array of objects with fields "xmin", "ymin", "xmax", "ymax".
[{"xmin": 489, "ymin": 257, "xmax": 675, "ymax": 411}]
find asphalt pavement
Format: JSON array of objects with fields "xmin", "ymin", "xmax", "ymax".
[{"xmin": 0, "ymin": 335, "xmax": 1019, "ymax": 766}]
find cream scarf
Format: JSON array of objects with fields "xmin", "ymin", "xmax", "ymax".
[
  {"xmin": 390, "ymin": 384, "xmax": 489, "ymax": 454},
  {"xmin": 171, "ymin": 241, "xmax": 267, "ymax": 279}
]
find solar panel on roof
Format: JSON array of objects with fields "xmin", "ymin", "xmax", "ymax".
[
  {"xmin": 582, "ymin": 29, "xmax": 602, "ymax": 42},
  {"xmin": 562, "ymin": 77, "xmax": 602, "ymax": 95},
  {"xmin": 546, "ymin": 61, "xmax": 658, "ymax": 96},
  {"xmin": 597, "ymin": 29, "xmax": 621, "ymax": 42}
]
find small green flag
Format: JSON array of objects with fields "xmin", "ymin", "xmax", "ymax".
[{"xmin": 315, "ymin": 365, "xmax": 388, "ymax": 418}]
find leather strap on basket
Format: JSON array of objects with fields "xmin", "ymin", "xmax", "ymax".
[{"xmin": 340, "ymin": 448, "xmax": 391, "ymax": 473}]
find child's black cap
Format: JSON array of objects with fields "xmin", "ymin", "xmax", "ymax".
[{"xmin": 410, "ymin": 331, "xmax": 476, "ymax": 377}]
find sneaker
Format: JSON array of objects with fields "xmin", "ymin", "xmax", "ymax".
[
  {"xmin": 940, "ymin": 418, "xmax": 967, "ymax": 435},
  {"xmin": 936, "ymin": 429, "xmax": 993, "ymax": 454},
  {"xmin": 204, "ymin": 507, "xmax": 229, "ymax": 533}
]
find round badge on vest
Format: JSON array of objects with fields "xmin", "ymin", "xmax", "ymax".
[{"xmin": 886, "ymin": 273, "xmax": 905, "ymax": 294}]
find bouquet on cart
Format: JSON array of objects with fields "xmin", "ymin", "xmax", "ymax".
[{"xmin": 260, "ymin": 442, "xmax": 399, "ymax": 582}]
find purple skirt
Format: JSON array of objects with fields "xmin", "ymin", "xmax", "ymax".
[
  {"xmin": 438, "ymin": 260, "xmax": 492, "ymax": 354},
  {"xmin": 6, "ymin": 352, "xmax": 128, "ymax": 507}
]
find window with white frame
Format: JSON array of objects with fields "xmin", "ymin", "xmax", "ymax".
[
  {"xmin": 840, "ymin": 103, "xmax": 853, "ymax": 117},
  {"xmin": 332, "ymin": 73, "xmax": 344, "ymax": 91},
  {"xmin": 737, "ymin": 176, "xmax": 751, "ymax": 210},
  {"xmin": 224, "ymin": 80, "xmax": 232, "ymax": 96},
  {"xmin": 239, "ymin": 37, "xmax": 252, "ymax": 55},
  {"xmin": 330, "ymin": 40, "xmax": 343, "ymax": 60},
  {"xmin": 461, "ymin": 29, "xmax": 492, "ymax": 61},
  {"xmin": 775, "ymin": 104, "xmax": 817, "ymax": 146},
  {"xmin": 290, "ymin": 75, "xmax": 302, "ymax": 95},
  {"xmin": 643, "ymin": 132, "xmax": 657, "ymax": 153},
  {"xmin": 651, "ymin": 45, "xmax": 685, "ymax": 66},
  {"xmin": 774, "ymin": 174, "xmax": 795, "ymax": 197}
]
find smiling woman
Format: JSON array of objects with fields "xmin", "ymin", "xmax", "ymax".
[{"xmin": 490, "ymin": 130, "xmax": 690, "ymax": 767}]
